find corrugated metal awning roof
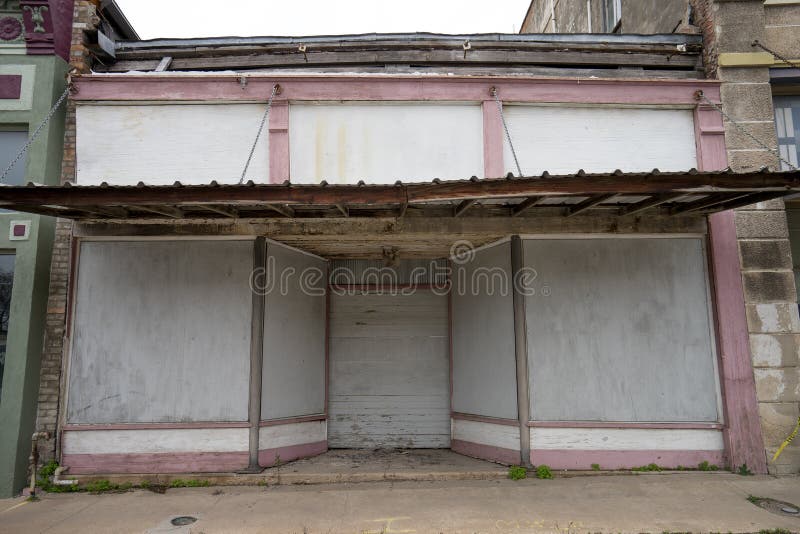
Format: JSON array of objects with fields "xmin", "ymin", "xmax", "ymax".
[{"xmin": 2, "ymin": 168, "xmax": 798, "ymax": 221}]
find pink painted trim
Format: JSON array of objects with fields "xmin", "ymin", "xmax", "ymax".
[
  {"xmin": 527, "ymin": 421, "xmax": 724, "ymax": 430},
  {"xmin": 63, "ymin": 422, "xmax": 250, "ymax": 431},
  {"xmin": 269, "ymin": 101, "xmax": 289, "ymax": 184},
  {"xmin": 530, "ymin": 449, "xmax": 726, "ymax": 470},
  {"xmin": 73, "ymin": 76, "xmax": 721, "ymax": 106},
  {"xmin": 694, "ymin": 105, "xmax": 728, "ymax": 171},
  {"xmin": 452, "ymin": 412, "xmax": 520, "ymax": 427},
  {"xmin": 708, "ymin": 211, "xmax": 768, "ymax": 474},
  {"xmin": 482, "ymin": 100, "xmax": 504, "ymax": 178},
  {"xmin": 258, "ymin": 440, "xmax": 327, "ymax": 467},
  {"xmin": 259, "ymin": 414, "xmax": 326, "ymax": 427},
  {"xmin": 0, "ymin": 75, "xmax": 22, "ymax": 99},
  {"xmin": 451, "ymin": 439, "xmax": 520, "ymax": 466},
  {"xmin": 63, "ymin": 452, "xmax": 249, "ymax": 474}
]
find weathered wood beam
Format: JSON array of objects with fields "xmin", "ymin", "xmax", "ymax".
[
  {"xmin": 566, "ymin": 194, "xmax": 616, "ymax": 217},
  {"xmin": 512, "ymin": 196, "xmax": 545, "ymax": 217},
  {"xmin": 620, "ymin": 193, "xmax": 685, "ymax": 216},
  {"xmin": 335, "ymin": 204, "xmax": 349, "ymax": 217},
  {"xmin": 670, "ymin": 193, "xmax": 753, "ymax": 215},
  {"xmin": 136, "ymin": 205, "xmax": 184, "ymax": 218},
  {"xmin": 696, "ymin": 191, "xmax": 787, "ymax": 213},
  {"xmin": 453, "ymin": 199, "xmax": 476, "ymax": 217},
  {"xmin": 154, "ymin": 56, "xmax": 173, "ymax": 72},
  {"xmin": 107, "ymin": 48, "xmax": 700, "ymax": 73},
  {"xmin": 80, "ymin": 205, "xmax": 130, "ymax": 218},
  {"xmin": 196, "ymin": 204, "xmax": 239, "ymax": 218},
  {"xmin": 264, "ymin": 204, "xmax": 295, "ymax": 218}
]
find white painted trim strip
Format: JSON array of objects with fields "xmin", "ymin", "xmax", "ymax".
[
  {"xmin": 530, "ymin": 428, "xmax": 724, "ymax": 451},
  {"xmin": 451, "ymin": 418, "xmax": 520, "ymax": 451},
  {"xmin": 259, "ymin": 420, "xmax": 327, "ymax": 449},
  {"xmin": 62, "ymin": 428, "xmax": 250, "ymax": 454}
]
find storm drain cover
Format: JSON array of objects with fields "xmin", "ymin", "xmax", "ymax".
[
  {"xmin": 170, "ymin": 516, "xmax": 198, "ymax": 526},
  {"xmin": 749, "ymin": 496, "xmax": 800, "ymax": 517}
]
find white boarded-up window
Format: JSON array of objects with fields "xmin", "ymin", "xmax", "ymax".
[
  {"xmin": 67, "ymin": 240, "xmax": 253, "ymax": 424},
  {"xmin": 76, "ymin": 104, "xmax": 269, "ymax": 185},
  {"xmin": 503, "ymin": 106, "xmax": 697, "ymax": 175},
  {"xmin": 524, "ymin": 237, "xmax": 719, "ymax": 423},
  {"xmin": 289, "ymin": 102, "xmax": 484, "ymax": 184}
]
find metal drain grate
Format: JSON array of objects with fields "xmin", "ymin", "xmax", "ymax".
[
  {"xmin": 171, "ymin": 516, "xmax": 198, "ymax": 526},
  {"xmin": 749, "ymin": 496, "xmax": 800, "ymax": 518}
]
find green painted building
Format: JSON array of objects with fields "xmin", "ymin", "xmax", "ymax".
[{"xmin": 0, "ymin": 0, "xmax": 72, "ymax": 498}]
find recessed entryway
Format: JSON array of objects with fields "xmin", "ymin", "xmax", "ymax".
[{"xmin": 328, "ymin": 290, "xmax": 450, "ymax": 449}]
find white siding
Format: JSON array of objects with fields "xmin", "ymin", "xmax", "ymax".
[
  {"xmin": 62, "ymin": 428, "xmax": 249, "ymax": 454},
  {"xmin": 530, "ymin": 428, "xmax": 724, "ymax": 451},
  {"xmin": 328, "ymin": 291, "xmax": 450, "ymax": 448},
  {"xmin": 503, "ymin": 105, "xmax": 697, "ymax": 175},
  {"xmin": 289, "ymin": 102, "xmax": 484, "ymax": 184},
  {"xmin": 76, "ymin": 104, "xmax": 269, "ymax": 185},
  {"xmin": 259, "ymin": 421, "xmax": 327, "ymax": 450},
  {"xmin": 452, "ymin": 419, "xmax": 520, "ymax": 451}
]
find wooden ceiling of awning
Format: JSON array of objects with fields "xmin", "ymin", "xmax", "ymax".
[{"xmin": 1, "ymin": 169, "xmax": 798, "ymax": 221}]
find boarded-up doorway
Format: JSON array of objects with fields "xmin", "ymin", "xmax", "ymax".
[{"xmin": 328, "ymin": 289, "xmax": 450, "ymax": 448}]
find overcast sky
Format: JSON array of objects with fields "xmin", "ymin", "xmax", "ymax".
[{"xmin": 114, "ymin": 0, "xmax": 532, "ymax": 40}]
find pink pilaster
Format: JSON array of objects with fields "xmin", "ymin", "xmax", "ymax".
[
  {"xmin": 708, "ymin": 210, "xmax": 768, "ymax": 473},
  {"xmin": 698, "ymin": 96, "xmax": 768, "ymax": 473},
  {"xmin": 694, "ymin": 105, "xmax": 728, "ymax": 171},
  {"xmin": 482, "ymin": 100, "xmax": 504, "ymax": 178},
  {"xmin": 269, "ymin": 101, "xmax": 289, "ymax": 184}
]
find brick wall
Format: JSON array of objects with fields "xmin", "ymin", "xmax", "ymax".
[{"xmin": 34, "ymin": 0, "xmax": 98, "ymax": 465}]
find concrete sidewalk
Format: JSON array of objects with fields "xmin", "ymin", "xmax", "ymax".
[{"xmin": 1, "ymin": 473, "xmax": 800, "ymax": 533}]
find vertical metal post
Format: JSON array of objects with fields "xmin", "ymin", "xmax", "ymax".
[
  {"xmin": 510, "ymin": 235, "xmax": 532, "ymax": 467},
  {"xmin": 246, "ymin": 237, "xmax": 267, "ymax": 471}
]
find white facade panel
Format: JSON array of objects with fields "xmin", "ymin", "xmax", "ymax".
[
  {"xmin": 503, "ymin": 105, "xmax": 697, "ymax": 175},
  {"xmin": 76, "ymin": 104, "xmax": 269, "ymax": 185},
  {"xmin": 289, "ymin": 102, "xmax": 484, "ymax": 184}
]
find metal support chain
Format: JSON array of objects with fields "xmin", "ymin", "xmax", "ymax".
[
  {"xmin": 491, "ymin": 87, "xmax": 523, "ymax": 177},
  {"xmin": 695, "ymin": 90, "xmax": 797, "ymax": 171},
  {"xmin": 1, "ymin": 84, "xmax": 71, "ymax": 184},
  {"xmin": 752, "ymin": 39, "xmax": 800, "ymax": 71},
  {"xmin": 239, "ymin": 83, "xmax": 280, "ymax": 184}
]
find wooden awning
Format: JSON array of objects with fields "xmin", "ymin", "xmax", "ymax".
[{"xmin": 2, "ymin": 169, "xmax": 799, "ymax": 221}]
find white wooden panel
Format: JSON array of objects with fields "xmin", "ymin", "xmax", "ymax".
[
  {"xmin": 289, "ymin": 103, "xmax": 484, "ymax": 184},
  {"xmin": 76, "ymin": 104, "xmax": 269, "ymax": 185},
  {"xmin": 530, "ymin": 428, "xmax": 724, "ymax": 451},
  {"xmin": 259, "ymin": 421, "xmax": 327, "ymax": 449},
  {"xmin": 62, "ymin": 428, "xmax": 249, "ymax": 454},
  {"xmin": 67, "ymin": 240, "xmax": 252, "ymax": 424},
  {"xmin": 262, "ymin": 242, "xmax": 327, "ymax": 420},
  {"xmin": 451, "ymin": 241, "xmax": 518, "ymax": 420},
  {"xmin": 524, "ymin": 238, "xmax": 719, "ymax": 423},
  {"xmin": 328, "ymin": 291, "xmax": 450, "ymax": 448},
  {"xmin": 503, "ymin": 105, "xmax": 697, "ymax": 175},
  {"xmin": 451, "ymin": 419, "xmax": 520, "ymax": 451}
]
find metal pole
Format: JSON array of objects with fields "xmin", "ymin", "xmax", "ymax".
[{"xmin": 510, "ymin": 235, "xmax": 532, "ymax": 467}]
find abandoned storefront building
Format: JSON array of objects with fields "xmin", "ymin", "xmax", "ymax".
[{"xmin": 4, "ymin": 32, "xmax": 799, "ymax": 477}]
